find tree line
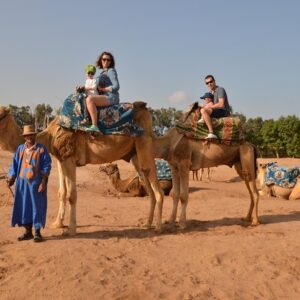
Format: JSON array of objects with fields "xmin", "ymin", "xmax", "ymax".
[{"xmin": 7, "ymin": 104, "xmax": 300, "ymax": 158}]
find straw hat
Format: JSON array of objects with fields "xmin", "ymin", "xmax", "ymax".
[{"xmin": 22, "ymin": 124, "xmax": 37, "ymax": 136}]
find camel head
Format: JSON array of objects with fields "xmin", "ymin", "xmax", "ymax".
[
  {"xmin": 99, "ymin": 163, "xmax": 119, "ymax": 176},
  {"xmin": 180, "ymin": 102, "xmax": 200, "ymax": 123},
  {"xmin": 0, "ymin": 106, "xmax": 10, "ymax": 120}
]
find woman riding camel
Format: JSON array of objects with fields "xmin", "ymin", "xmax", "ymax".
[{"xmin": 86, "ymin": 51, "xmax": 120, "ymax": 132}]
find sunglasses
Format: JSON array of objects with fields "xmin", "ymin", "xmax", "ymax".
[
  {"xmin": 205, "ymin": 80, "xmax": 214, "ymax": 85},
  {"xmin": 87, "ymin": 72, "xmax": 95, "ymax": 75},
  {"xmin": 102, "ymin": 58, "xmax": 111, "ymax": 62}
]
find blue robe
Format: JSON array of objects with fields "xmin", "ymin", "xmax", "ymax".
[{"xmin": 8, "ymin": 143, "xmax": 52, "ymax": 229}]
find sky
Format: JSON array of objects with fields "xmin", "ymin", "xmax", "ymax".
[{"xmin": 0, "ymin": 0, "xmax": 300, "ymax": 120}]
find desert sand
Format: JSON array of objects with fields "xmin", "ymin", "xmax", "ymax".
[{"xmin": 0, "ymin": 150, "xmax": 300, "ymax": 300}]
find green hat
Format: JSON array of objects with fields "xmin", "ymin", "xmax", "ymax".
[{"xmin": 85, "ymin": 64, "xmax": 96, "ymax": 74}]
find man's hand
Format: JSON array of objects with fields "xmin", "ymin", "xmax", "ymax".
[
  {"xmin": 38, "ymin": 178, "xmax": 47, "ymax": 193},
  {"xmin": 6, "ymin": 176, "xmax": 15, "ymax": 187}
]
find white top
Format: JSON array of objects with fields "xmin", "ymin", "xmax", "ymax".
[{"xmin": 85, "ymin": 78, "xmax": 98, "ymax": 95}]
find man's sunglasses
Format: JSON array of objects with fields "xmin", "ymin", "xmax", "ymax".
[{"xmin": 205, "ymin": 80, "xmax": 214, "ymax": 85}]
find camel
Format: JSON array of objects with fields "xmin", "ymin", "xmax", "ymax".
[
  {"xmin": 99, "ymin": 162, "xmax": 172, "ymax": 196},
  {"xmin": 257, "ymin": 163, "xmax": 300, "ymax": 200},
  {"xmin": 0, "ymin": 104, "xmax": 164, "ymax": 234},
  {"xmin": 147, "ymin": 119, "xmax": 260, "ymax": 228},
  {"xmin": 191, "ymin": 168, "xmax": 211, "ymax": 181}
]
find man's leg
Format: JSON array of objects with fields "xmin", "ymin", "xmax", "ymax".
[{"xmin": 18, "ymin": 223, "xmax": 33, "ymax": 241}]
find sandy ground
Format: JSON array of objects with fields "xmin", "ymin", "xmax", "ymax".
[{"xmin": 0, "ymin": 150, "xmax": 300, "ymax": 300}]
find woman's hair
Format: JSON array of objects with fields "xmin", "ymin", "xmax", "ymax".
[{"xmin": 96, "ymin": 51, "xmax": 115, "ymax": 69}]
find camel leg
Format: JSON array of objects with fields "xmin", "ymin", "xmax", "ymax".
[
  {"xmin": 207, "ymin": 167, "xmax": 211, "ymax": 181},
  {"xmin": 135, "ymin": 139, "xmax": 164, "ymax": 232},
  {"xmin": 131, "ymin": 155, "xmax": 156, "ymax": 228},
  {"xmin": 142, "ymin": 176, "xmax": 157, "ymax": 228},
  {"xmin": 178, "ymin": 164, "xmax": 190, "ymax": 229},
  {"xmin": 235, "ymin": 144, "xmax": 260, "ymax": 226},
  {"xmin": 168, "ymin": 165, "xmax": 180, "ymax": 224},
  {"xmin": 65, "ymin": 158, "xmax": 77, "ymax": 235},
  {"xmin": 58, "ymin": 157, "xmax": 77, "ymax": 235},
  {"xmin": 50, "ymin": 160, "xmax": 67, "ymax": 229}
]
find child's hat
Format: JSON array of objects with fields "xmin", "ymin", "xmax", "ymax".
[
  {"xmin": 85, "ymin": 64, "xmax": 96, "ymax": 74},
  {"xmin": 200, "ymin": 92, "xmax": 214, "ymax": 99}
]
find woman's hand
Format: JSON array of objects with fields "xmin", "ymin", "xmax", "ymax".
[{"xmin": 98, "ymin": 87, "xmax": 111, "ymax": 93}]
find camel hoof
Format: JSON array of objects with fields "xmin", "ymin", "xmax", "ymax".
[
  {"xmin": 251, "ymin": 219, "xmax": 260, "ymax": 226},
  {"xmin": 154, "ymin": 226, "xmax": 163, "ymax": 233},
  {"xmin": 49, "ymin": 221, "xmax": 64, "ymax": 229},
  {"xmin": 164, "ymin": 220, "xmax": 176, "ymax": 226},
  {"xmin": 241, "ymin": 217, "xmax": 251, "ymax": 222},
  {"xmin": 178, "ymin": 222, "xmax": 187, "ymax": 230},
  {"xmin": 62, "ymin": 227, "xmax": 76, "ymax": 236},
  {"xmin": 144, "ymin": 223, "xmax": 153, "ymax": 230}
]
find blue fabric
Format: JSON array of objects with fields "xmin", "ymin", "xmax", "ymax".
[
  {"xmin": 155, "ymin": 159, "xmax": 172, "ymax": 180},
  {"xmin": 59, "ymin": 93, "xmax": 144, "ymax": 136},
  {"xmin": 8, "ymin": 144, "xmax": 52, "ymax": 229},
  {"xmin": 97, "ymin": 68, "xmax": 120, "ymax": 99},
  {"xmin": 265, "ymin": 162, "xmax": 300, "ymax": 188}
]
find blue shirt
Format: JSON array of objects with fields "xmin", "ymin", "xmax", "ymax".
[{"xmin": 97, "ymin": 68, "xmax": 120, "ymax": 100}]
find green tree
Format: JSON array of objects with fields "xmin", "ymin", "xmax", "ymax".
[
  {"xmin": 34, "ymin": 103, "xmax": 54, "ymax": 130},
  {"xmin": 8, "ymin": 105, "xmax": 33, "ymax": 127},
  {"xmin": 150, "ymin": 107, "xmax": 183, "ymax": 135},
  {"xmin": 243, "ymin": 117, "xmax": 264, "ymax": 147},
  {"xmin": 277, "ymin": 116, "xmax": 300, "ymax": 157},
  {"xmin": 260, "ymin": 119, "xmax": 282, "ymax": 157}
]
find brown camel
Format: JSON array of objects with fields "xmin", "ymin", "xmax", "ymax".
[
  {"xmin": 99, "ymin": 163, "xmax": 172, "ymax": 196},
  {"xmin": 0, "ymin": 104, "xmax": 164, "ymax": 234},
  {"xmin": 147, "ymin": 123, "xmax": 260, "ymax": 228},
  {"xmin": 257, "ymin": 163, "xmax": 300, "ymax": 200},
  {"xmin": 191, "ymin": 168, "xmax": 211, "ymax": 181}
]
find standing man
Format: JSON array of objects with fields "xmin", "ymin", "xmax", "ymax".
[
  {"xmin": 200, "ymin": 75, "xmax": 230, "ymax": 139},
  {"xmin": 7, "ymin": 125, "xmax": 52, "ymax": 242}
]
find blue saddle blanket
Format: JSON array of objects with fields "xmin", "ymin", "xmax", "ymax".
[
  {"xmin": 155, "ymin": 159, "xmax": 172, "ymax": 180},
  {"xmin": 58, "ymin": 93, "xmax": 144, "ymax": 136},
  {"xmin": 265, "ymin": 162, "xmax": 300, "ymax": 188}
]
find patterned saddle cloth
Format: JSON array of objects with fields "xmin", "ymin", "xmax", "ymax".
[
  {"xmin": 155, "ymin": 159, "xmax": 172, "ymax": 180},
  {"xmin": 58, "ymin": 93, "xmax": 144, "ymax": 136},
  {"xmin": 175, "ymin": 102, "xmax": 243, "ymax": 143},
  {"xmin": 265, "ymin": 162, "xmax": 300, "ymax": 188}
]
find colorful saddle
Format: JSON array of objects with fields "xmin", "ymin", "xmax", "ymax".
[
  {"xmin": 155, "ymin": 159, "xmax": 172, "ymax": 180},
  {"xmin": 264, "ymin": 162, "xmax": 300, "ymax": 188},
  {"xmin": 175, "ymin": 102, "xmax": 243, "ymax": 143},
  {"xmin": 58, "ymin": 93, "xmax": 144, "ymax": 136}
]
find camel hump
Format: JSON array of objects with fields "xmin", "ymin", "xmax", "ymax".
[{"xmin": 133, "ymin": 101, "xmax": 147, "ymax": 110}]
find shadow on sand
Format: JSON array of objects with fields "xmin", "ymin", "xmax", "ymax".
[{"xmin": 46, "ymin": 211, "xmax": 300, "ymax": 241}]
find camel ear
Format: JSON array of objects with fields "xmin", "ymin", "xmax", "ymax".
[{"xmin": 4, "ymin": 107, "xmax": 10, "ymax": 113}]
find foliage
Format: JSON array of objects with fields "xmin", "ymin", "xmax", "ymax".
[
  {"xmin": 34, "ymin": 103, "xmax": 54, "ymax": 130},
  {"xmin": 6, "ymin": 103, "xmax": 300, "ymax": 157},
  {"xmin": 150, "ymin": 107, "xmax": 183, "ymax": 135},
  {"xmin": 8, "ymin": 105, "xmax": 34, "ymax": 128}
]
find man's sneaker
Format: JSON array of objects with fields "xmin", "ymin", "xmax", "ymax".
[
  {"xmin": 197, "ymin": 118, "xmax": 205, "ymax": 124},
  {"xmin": 206, "ymin": 133, "xmax": 218, "ymax": 139},
  {"xmin": 86, "ymin": 125, "xmax": 100, "ymax": 132}
]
